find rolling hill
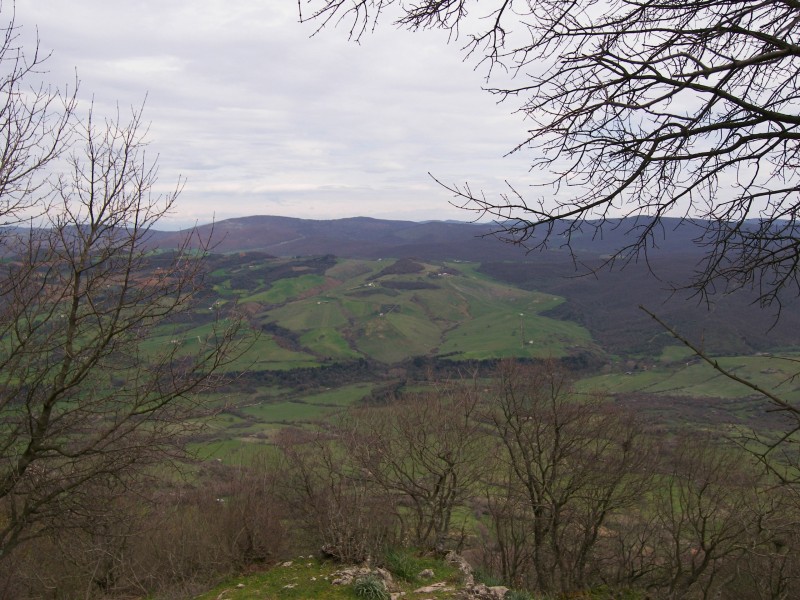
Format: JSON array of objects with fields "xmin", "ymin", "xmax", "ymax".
[
  {"xmin": 150, "ymin": 215, "xmax": 800, "ymax": 359},
  {"xmin": 192, "ymin": 254, "xmax": 598, "ymax": 367},
  {"xmin": 134, "ymin": 216, "xmax": 800, "ymax": 455}
]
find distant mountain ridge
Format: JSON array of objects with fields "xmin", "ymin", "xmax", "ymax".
[
  {"xmin": 153, "ymin": 214, "xmax": 708, "ymax": 263},
  {"xmin": 8, "ymin": 214, "xmax": 783, "ymax": 356},
  {"xmin": 151, "ymin": 215, "xmax": 800, "ymax": 357}
]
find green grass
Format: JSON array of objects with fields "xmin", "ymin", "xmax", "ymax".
[
  {"xmin": 659, "ymin": 344, "xmax": 696, "ymax": 363},
  {"xmin": 195, "ymin": 553, "xmax": 463, "ymax": 600},
  {"xmin": 241, "ymin": 274, "xmax": 326, "ymax": 305},
  {"xmin": 196, "ymin": 558, "xmax": 359, "ymax": 600},
  {"xmin": 381, "ymin": 548, "xmax": 458, "ymax": 584},
  {"xmin": 579, "ymin": 354, "xmax": 800, "ymax": 401},
  {"xmin": 300, "ymin": 383, "xmax": 376, "ymax": 406},
  {"xmin": 190, "ymin": 438, "xmax": 273, "ymax": 463},
  {"xmin": 188, "ymin": 382, "xmax": 377, "ymax": 461},
  {"xmin": 241, "ymin": 401, "xmax": 341, "ymax": 423},
  {"xmin": 273, "ymin": 299, "xmax": 351, "ymax": 330},
  {"xmin": 222, "ymin": 335, "xmax": 320, "ymax": 372},
  {"xmin": 440, "ymin": 310, "xmax": 593, "ymax": 360},
  {"xmin": 300, "ymin": 327, "xmax": 362, "ymax": 359},
  {"xmin": 198, "ymin": 256, "xmax": 600, "ymax": 366},
  {"xmin": 356, "ymin": 312, "xmax": 443, "ymax": 363}
]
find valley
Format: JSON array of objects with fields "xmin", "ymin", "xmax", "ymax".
[
  {"xmin": 7, "ymin": 215, "xmax": 800, "ymax": 599},
  {"xmin": 141, "ymin": 217, "xmax": 800, "ymax": 462}
]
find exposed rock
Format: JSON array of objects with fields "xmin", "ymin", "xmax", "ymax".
[
  {"xmin": 441, "ymin": 557, "xmax": 509, "ymax": 600},
  {"xmin": 445, "ymin": 551, "xmax": 475, "ymax": 587},
  {"xmin": 323, "ymin": 552, "xmax": 505, "ymax": 599},
  {"xmin": 456, "ymin": 583, "xmax": 509, "ymax": 599},
  {"xmin": 330, "ymin": 566, "xmax": 399, "ymax": 592},
  {"xmin": 413, "ymin": 581, "xmax": 454, "ymax": 593}
]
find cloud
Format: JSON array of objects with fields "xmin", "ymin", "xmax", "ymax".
[{"xmin": 12, "ymin": 0, "xmax": 535, "ymax": 228}]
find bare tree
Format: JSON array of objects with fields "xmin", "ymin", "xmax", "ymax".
[
  {"xmin": 646, "ymin": 435, "xmax": 780, "ymax": 600},
  {"xmin": 0, "ymin": 8, "xmax": 75, "ymax": 227},
  {"xmin": 301, "ymin": 0, "xmax": 800, "ymax": 305},
  {"xmin": 340, "ymin": 381, "xmax": 489, "ymax": 552},
  {"xmin": 485, "ymin": 360, "xmax": 651, "ymax": 595},
  {"xmin": 276, "ymin": 427, "xmax": 397, "ymax": 563},
  {"xmin": 0, "ymin": 15, "xmax": 246, "ymax": 560}
]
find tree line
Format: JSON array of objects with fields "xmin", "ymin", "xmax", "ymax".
[
  {"xmin": 276, "ymin": 361, "xmax": 799, "ymax": 599},
  {"xmin": 4, "ymin": 360, "xmax": 795, "ymax": 598}
]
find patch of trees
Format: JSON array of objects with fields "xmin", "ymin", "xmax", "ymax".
[
  {"xmin": 276, "ymin": 361, "xmax": 800, "ymax": 599},
  {"xmin": 209, "ymin": 253, "xmax": 337, "ymax": 293},
  {"xmin": 3, "ymin": 361, "xmax": 799, "ymax": 598},
  {"xmin": 239, "ymin": 358, "xmax": 378, "ymax": 391},
  {"xmin": 0, "ymin": 458, "xmax": 287, "ymax": 598},
  {"xmin": 232, "ymin": 354, "xmax": 604, "ymax": 399},
  {"xmin": 370, "ymin": 258, "xmax": 425, "ymax": 278},
  {"xmin": 203, "ymin": 251, "xmax": 276, "ymax": 272},
  {"xmin": 479, "ymin": 260, "xmax": 800, "ymax": 357},
  {"xmin": 404, "ymin": 354, "xmax": 603, "ymax": 381},
  {"xmin": 261, "ymin": 321, "xmax": 308, "ymax": 354},
  {"xmin": 256, "ymin": 254, "xmax": 337, "ymax": 284}
]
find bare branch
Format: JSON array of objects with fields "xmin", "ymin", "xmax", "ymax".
[{"xmin": 302, "ymin": 0, "xmax": 800, "ymax": 302}]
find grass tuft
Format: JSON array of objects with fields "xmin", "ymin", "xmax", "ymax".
[
  {"xmin": 353, "ymin": 573, "xmax": 390, "ymax": 600},
  {"xmin": 383, "ymin": 548, "xmax": 420, "ymax": 582}
]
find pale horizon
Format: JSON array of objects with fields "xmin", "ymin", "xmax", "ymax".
[{"xmin": 15, "ymin": 1, "xmax": 539, "ymax": 228}]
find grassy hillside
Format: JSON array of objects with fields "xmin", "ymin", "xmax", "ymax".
[
  {"xmin": 200, "ymin": 254, "xmax": 599, "ymax": 368},
  {"xmin": 142, "ymin": 251, "xmax": 798, "ymax": 461},
  {"xmin": 167, "ymin": 253, "xmax": 605, "ymax": 459}
]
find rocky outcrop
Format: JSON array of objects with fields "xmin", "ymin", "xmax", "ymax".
[
  {"xmin": 445, "ymin": 551, "xmax": 474, "ymax": 587},
  {"xmin": 455, "ymin": 582, "xmax": 510, "ymax": 600},
  {"xmin": 444, "ymin": 551, "xmax": 509, "ymax": 599},
  {"xmin": 326, "ymin": 552, "xmax": 510, "ymax": 599},
  {"xmin": 330, "ymin": 566, "xmax": 398, "ymax": 591}
]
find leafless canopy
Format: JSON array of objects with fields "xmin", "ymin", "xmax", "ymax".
[
  {"xmin": 300, "ymin": 0, "xmax": 800, "ymax": 304},
  {"xmin": 0, "ymin": 11, "xmax": 246, "ymax": 559}
]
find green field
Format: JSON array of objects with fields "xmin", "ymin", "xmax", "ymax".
[
  {"xmin": 579, "ymin": 354, "xmax": 800, "ymax": 401},
  {"xmin": 241, "ymin": 273, "xmax": 326, "ymax": 304},
  {"xmin": 197, "ymin": 256, "xmax": 600, "ymax": 366},
  {"xmin": 193, "ymin": 382, "xmax": 378, "ymax": 460},
  {"xmin": 142, "ymin": 254, "xmax": 800, "ymax": 458}
]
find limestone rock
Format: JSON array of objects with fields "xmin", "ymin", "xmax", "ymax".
[
  {"xmin": 456, "ymin": 582, "xmax": 509, "ymax": 599},
  {"xmin": 445, "ymin": 551, "xmax": 475, "ymax": 587},
  {"xmin": 413, "ymin": 581, "xmax": 454, "ymax": 594},
  {"xmin": 330, "ymin": 566, "xmax": 398, "ymax": 592}
]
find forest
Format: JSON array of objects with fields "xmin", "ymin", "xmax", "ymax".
[{"xmin": 3, "ymin": 1, "xmax": 800, "ymax": 598}]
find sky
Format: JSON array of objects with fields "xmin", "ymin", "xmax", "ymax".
[{"xmin": 13, "ymin": 1, "xmax": 536, "ymax": 229}]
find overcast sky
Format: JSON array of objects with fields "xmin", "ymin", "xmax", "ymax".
[{"xmin": 12, "ymin": 1, "xmax": 537, "ymax": 229}]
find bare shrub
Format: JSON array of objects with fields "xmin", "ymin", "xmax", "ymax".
[
  {"xmin": 339, "ymin": 381, "xmax": 490, "ymax": 552},
  {"xmin": 276, "ymin": 427, "xmax": 397, "ymax": 563},
  {"xmin": 482, "ymin": 360, "xmax": 652, "ymax": 595}
]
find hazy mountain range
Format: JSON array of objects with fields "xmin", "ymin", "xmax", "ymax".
[
  {"xmin": 147, "ymin": 215, "xmax": 800, "ymax": 357},
  {"xmin": 154, "ymin": 214, "xmax": 706, "ymax": 262}
]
